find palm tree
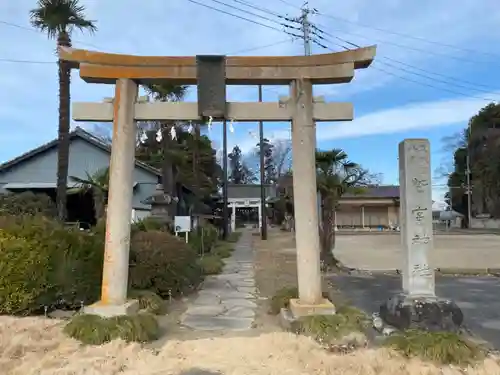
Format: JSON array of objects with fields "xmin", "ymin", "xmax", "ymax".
[
  {"xmin": 68, "ymin": 167, "xmax": 109, "ymax": 222},
  {"xmin": 30, "ymin": 0, "xmax": 97, "ymax": 222},
  {"xmin": 316, "ymin": 149, "xmax": 368, "ymax": 268}
]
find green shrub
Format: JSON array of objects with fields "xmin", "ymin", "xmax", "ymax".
[
  {"xmin": 132, "ymin": 217, "xmax": 169, "ymax": 233},
  {"xmin": 0, "ymin": 191, "xmax": 57, "ymax": 218},
  {"xmin": 0, "ymin": 215, "xmax": 104, "ymax": 315},
  {"xmin": 384, "ymin": 329, "xmax": 486, "ymax": 365},
  {"xmin": 129, "ymin": 230, "xmax": 203, "ymax": 298},
  {"xmin": 128, "ymin": 290, "xmax": 166, "ymax": 315},
  {"xmin": 0, "ymin": 234, "xmax": 52, "ymax": 314},
  {"xmin": 269, "ymin": 287, "xmax": 298, "ymax": 315},
  {"xmin": 197, "ymin": 254, "xmax": 224, "ymax": 275},
  {"xmin": 213, "ymin": 243, "xmax": 233, "ymax": 258},
  {"xmin": 64, "ymin": 313, "xmax": 160, "ymax": 345},
  {"xmin": 189, "ymin": 223, "xmax": 219, "ymax": 255},
  {"xmin": 227, "ymin": 231, "xmax": 241, "ymax": 243},
  {"xmin": 291, "ymin": 308, "xmax": 368, "ymax": 346}
]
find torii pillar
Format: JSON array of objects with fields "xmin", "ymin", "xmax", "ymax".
[
  {"xmin": 85, "ymin": 78, "xmax": 141, "ymax": 317},
  {"xmin": 288, "ymin": 79, "xmax": 325, "ymax": 311}
]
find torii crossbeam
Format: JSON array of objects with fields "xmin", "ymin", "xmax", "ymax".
[{"xmin": 61, "ymin": 45, "xmax": 376, "ymax": 319}]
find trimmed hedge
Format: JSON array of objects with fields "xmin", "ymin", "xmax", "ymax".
[
  {"xmin": 129, "ymin": 230, "xmax": 203, "ymax": 298},
  {"xmin": 0, "ymin": 215, "xmax": 104, "ymax": 315},
  {"xmin": 0, "ymin": 191, "xmax": 57, "ymax": 218},
  {"xmin": 0, "ymin": 213, "xmax": 213, "ymax": 316}
]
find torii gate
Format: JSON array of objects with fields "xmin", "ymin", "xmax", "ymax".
[{"xmin": 60, "ymin": 45, "xmax": 376, "ymax": 318}]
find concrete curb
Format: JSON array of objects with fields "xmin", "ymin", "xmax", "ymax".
[
  {"xmin": 436, "ymin": 268, "xmax": 500, "ymax": 277},
  {"xmin": 327, "ymin": 269, "xmax": 500, "ymax": 277}
]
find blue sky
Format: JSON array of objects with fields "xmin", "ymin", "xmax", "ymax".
[{"xmin": 1, "ymin": 0, "xmax": 500, "ymax": 200}]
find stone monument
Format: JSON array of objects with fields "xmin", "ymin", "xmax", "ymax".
[{"xmin": 380, "ymin": 139, "xmax": 463, "ymax": 332}]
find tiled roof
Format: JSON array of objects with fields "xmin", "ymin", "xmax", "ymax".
[
  {"xmin": 343, "ymin": 185, "xmax": 400, "ymax": 198},
  {"xmin": 227, "ymin": 184, "xmax": 276, "ymax": 199},
  {"xmin": 0, "ymin": 126, "xmax": 161, "ymax": 176},
  {"xmin": 277, "ymin": 175, "xmax": 399, "ymax": 199}
]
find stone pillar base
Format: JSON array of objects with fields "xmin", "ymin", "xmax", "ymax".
[
  {"xmin": 379, "ymin": 293, "xmax": 463, "ymax": 332},
  {"xmin": 83, "ymin": 299, "xmax": 140, "ymax": 318},
  {"xmin": 279, "ymin": 298, "xmax": 336, "ymax": 329},
  {"xmin": 289, "ymin": 298, "xmax": 336, "ymax": 317}
]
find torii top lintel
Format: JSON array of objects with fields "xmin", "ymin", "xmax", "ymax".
[{"xmin": 58, "ymin": 45, "xmax": 376, "ymax": 85}]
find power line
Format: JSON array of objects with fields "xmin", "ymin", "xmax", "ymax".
[
  {"xmin": 311, "ymin": 28, "xmax": 500, "ymax": 100},
  {"xmin": 312, "ymin": 24, "xmax": 497, "ymax": 64},
  {"xmin": 310, "ymin": 36, "xmax": 499, "ymax": 102},
  {"xmin": 315, "ymin": 12, "xmax": 500, "ymax": 59},
  {"xmin": 272, "ymin": 0, "xmax": 301, "ymax": 9},
  {"xmin": 0, "ymin": 20, "xmax": 101, "ymax": 50},
  {"xmin": 226, "ymin": 0, "xmax": 298, "ymax": 22},
  {"xmin": 206, "ymin": 0, "xmax": 300, "ymax": 31},
  {"xmin": 312, "ymin": 27, "xmax": 499, "ymax": 91},
  {"xmin": 0, "ymin": 39, "xmax": 295, "ymax": 64},
  {"xmin": 229, "ymin": 38, "xmax": 294, "ymax": 54},
  {"xmin": 186, "ymin": 0, "xmax": 302, "ymax": 38}
]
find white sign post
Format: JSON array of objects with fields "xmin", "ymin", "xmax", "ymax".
[{"xmin": 174, "ymin": 216, "xmax": 191, "ymax": 243}]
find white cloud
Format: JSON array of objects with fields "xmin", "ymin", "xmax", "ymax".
[{"xmin": 314, "ymin": 93, "xmax": 500, "ymax": 141}]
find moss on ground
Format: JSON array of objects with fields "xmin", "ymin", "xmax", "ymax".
[
  {"xmin": 383, "ymin": 329, "xmax": 486, "ymax": 366},
  {"xmin": 291, "ymin": 305, "xmax": 370, "ymax": 347},
  {"xmin": 128, "ymin": 290, "xmax": 166, "ymax": 315},
  {"xmin": 64, "ymin": 312, "xmax": 160, "ymax": 345},
  {"xmin": 269, "ymin": 287, "xmax": 299, "ymax": 315},
  {"xmin": 197, "ymin": 254, "xmax": 224, "ymax": 275},
  {"xmin": 213, "ymin": 243, "xmax": 233, "ymax": 259}
]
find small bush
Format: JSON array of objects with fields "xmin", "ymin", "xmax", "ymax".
[
  {"xmin": 128, "ymin": 290, "xmax": 166, "ymax": 315},
  {"xmin": 190, "ymin": 223, "xmax": 219, "ymax": 255},
  {"xmin": 269, "ymin": 287, "xmax": 298, "ymax": 315},
  {"xmin": 0, "ymin": 234, "xmax": 52, "ymax": 314},
  {"xmin": 198, "ymin": 255, "xmax": 224, "ymax": 275},
  {"xmin": 129, "ymin": 230, "xmax": 203, "ymax": 298},
  {"xmin": 64, "ymin": 313, "xmax": 160, "ymax": 345},
  {"xmin": 132, "ymin": 217, "xmax": 169, "ymax": 233},
  {"xmin": 384, "ymin": 329, "xmax": 486, "ymax": 365},
  {"xmin": 227, "ymin": 231, "xmax": 242, "ymax": 243},
  {"xmin": 0, "ymin": 191, "xmax": 57, "ymax": 218},
  {"xmin": 0, "ymin": 215, "xmax": 104, "ymax": 315},
  {"xmin": 291, "ymin": 306, "xmax": 369, "ymax": 346},
  {"xmin": 213, "ymin": 243, "xmax": 233, "ymax": 258}
]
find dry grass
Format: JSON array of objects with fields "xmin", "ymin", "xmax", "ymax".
[{"xmin": 2, "ymin": 315, "xmax": 500, "ymax": 375}]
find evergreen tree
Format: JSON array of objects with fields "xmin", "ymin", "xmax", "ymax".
[
  {"xmin": 228, "ymin": 146, "xmax": 256, "ymax": 184},
  {"xmin": 256, "ymin": 138, "xmax": 277, "ymax": 184}
]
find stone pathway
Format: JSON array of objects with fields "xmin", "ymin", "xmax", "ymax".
[{"xmin": 181, "ymin": 230, "xmax": 257, "ymax": 331}]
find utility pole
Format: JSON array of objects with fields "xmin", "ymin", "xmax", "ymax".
[
  {"xmin": 222, "ymin": 120, "xmax": 229, "ymax": 240},
  {"xmin": 258, "ymin": 85, "xmax": 267, "ymax": 240},
  {"xmin": 466, "ymin": 155, "xmax": 472, "ymax": 229},
  {"xmin": 466, "ymin": 125, "xmax": 473, "ymax": 229},
  {"xmin": 299, "ymin": 4, "xmax": 313, "ymax": 56}
]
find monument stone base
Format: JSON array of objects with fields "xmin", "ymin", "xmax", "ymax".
[
  {"xmin": 279, "ymin": 298, "xmax": 336, "ymax": 329},
  {"xmin": 379, "ymin": 293, "xmax": 463, "ymax": 332},
  {"xmin": 83, "ymin": 299, "xmax": 140, "ymax": 318}
]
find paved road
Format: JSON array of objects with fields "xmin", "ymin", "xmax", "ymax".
[{"xmin": 328, "ymin": 273, "xmax": 500, "ymax": 348}]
